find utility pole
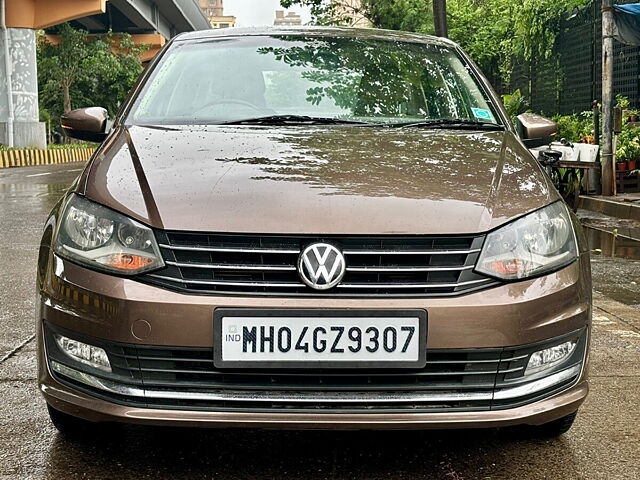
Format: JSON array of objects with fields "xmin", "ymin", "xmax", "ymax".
[
  {"xmin": 433, "ymin": 0, "xmax": 448, "ymax": 38},
  {"xmin": 601, "ymin": 0, "xmax": 615, "ymax": 196}
]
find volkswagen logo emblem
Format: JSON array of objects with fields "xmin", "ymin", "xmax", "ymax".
[{"xmin": 298, "ymin": 243, "xmax": 346, "ymax": 290}]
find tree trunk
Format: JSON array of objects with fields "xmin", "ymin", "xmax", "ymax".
[
  {"xmin": 62, "ymin": 81, "xmax": 72, "ymax": 114},
  {"xmin": 601, "ymin": 0, "xmax": 615, "ymax": 196},
  {"xmin": 433, "ymin": 0, "xmax": 448, "ymax": 38}
]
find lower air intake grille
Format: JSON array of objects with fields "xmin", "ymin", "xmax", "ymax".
[{"xmin": 46, "ymin": 323, "xmax": 586, "ymax": 414}]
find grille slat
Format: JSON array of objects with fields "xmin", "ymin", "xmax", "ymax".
[
  {"xmin": 346, "ymin": 265, "xmax": 474, "ymax": 272},
  {"xmin": 147, "ymin": 275, "xmax": 306, "ymax": 288},
  {"xmin": 137, "ymin": 367, "xmax": 499, "ymax": 377},
  {"xmin": 120, "ymin": 380, "xmax": 496, "ymax": 392},
  {"xmin": 166, "ymin": 261, "xmax": 296, "ymax": 271},
  {"xmin": 159, "ymin": 244, "xmax": 301, "ymax": 254},
  {"xmin": 336, "ymin": 278, "xmax": 493, "ymax": 289},
  {"xmin": 343, "ymin": 249, "xmax": 481, "ymax": 255},
  {"xmin": 144, "ymin": 232, "xmax": 498, "ymax": 296}
]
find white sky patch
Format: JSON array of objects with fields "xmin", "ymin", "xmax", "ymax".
[{"xmin": 226, "ymin": 0, "xmax": 313, "ymax": 27}]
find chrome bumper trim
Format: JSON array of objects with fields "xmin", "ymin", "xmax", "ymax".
[
  {"xmin": 50, "ymin": 361, "xmax": 491, "ymax": 403},
  {"xmin": 50, "ymin": 360, "xmax": 581, "ymax": 405},
  {"xmin": 493, "ymin": 364, "xmax": 581, "ymax": 400},
  {"xmin": 51, "ymin": 361, "xmax": 146, "ymax": 397}
]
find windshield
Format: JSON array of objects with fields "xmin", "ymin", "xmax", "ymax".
[{"xmin": 128, "ymin": 35, "xmax": 501, "ymax": 126}]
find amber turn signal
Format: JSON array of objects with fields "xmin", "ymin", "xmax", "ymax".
[
  {"xmin": 487, "ymin": 259, "xmax": 524, "ymax": 276},
  {"xmin": 98, "ymin": 254, "xmax": 155, "ymax": 271}
]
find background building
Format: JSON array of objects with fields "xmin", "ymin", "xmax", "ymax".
[
  {"xmin": 274, "ymin": 10, "xmax": 302, "ymax": 26},
  {"xmin": 199, "ymin": 0, "xmax": 236, "ymax": 28}
]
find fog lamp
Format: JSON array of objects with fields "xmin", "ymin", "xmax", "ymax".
[
  {"xmin": 525, "ymin": 341, "xmax": 576, "ymax": 375},
  {"xmin": 54, "ymin": 334, "xmax": 111, "ymax": 372}
]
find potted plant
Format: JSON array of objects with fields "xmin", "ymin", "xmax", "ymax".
[
  {"xmin": 616, "ymin": 124, "xmax": 640, "ymax": 171},
  {"xmin": 616, "ymin": 139, "xmax": 628, "ymax": 171}
]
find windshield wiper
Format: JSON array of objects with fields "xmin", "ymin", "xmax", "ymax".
[
  {"xmin": 218, "ymin": 115, "xmax": 373, "ymax": 126},
  {"xmin": 389, "ymin": 118, "xmax": 504, "ymax": 130}
]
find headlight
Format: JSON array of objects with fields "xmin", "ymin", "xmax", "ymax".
[
  {"xmin": 54, "ymin": 194, "xmax": 164, "ymax": 275},
  {"xmin": 476, "ymin": 201, "xmax": 578, "ymax": 280}
]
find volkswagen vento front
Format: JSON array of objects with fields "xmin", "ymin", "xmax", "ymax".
[{"xmin": 37, "ymin": 27, "xmax": 591, "ymax": 437}]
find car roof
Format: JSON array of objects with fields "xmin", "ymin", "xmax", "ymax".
[{"xmin": 173, "ymin": 26, "xmax": 458, "ymax": 48}]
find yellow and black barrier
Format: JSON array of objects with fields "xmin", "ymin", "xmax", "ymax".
[{"xmin": 0, "ymin": 147, "xmax": 95, "ymax": 169}]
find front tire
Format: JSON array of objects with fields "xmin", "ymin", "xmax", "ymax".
[
  {"xmin": 47, "ymin": 404, "xmax": 108, "ymax": 438},
  {"xmin": 522, "ymin": 411, "xmax": 578, "ymax": 438}
]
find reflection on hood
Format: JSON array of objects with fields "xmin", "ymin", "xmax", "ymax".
[{"xmin": 83, "ymin": 125, "xmax": 556, "ymax": 235}]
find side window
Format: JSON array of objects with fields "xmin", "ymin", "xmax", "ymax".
[{"xmin": 136, "ymin": 49, "xmax": 182, "ymax": 118}]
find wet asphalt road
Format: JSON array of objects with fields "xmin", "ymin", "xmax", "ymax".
[{"xmin": 1, "ymin": 163, "xmax": 639, "ymax": 480}]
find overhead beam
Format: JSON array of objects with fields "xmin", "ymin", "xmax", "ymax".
[
  {"xmin": 74, "ymin": 15, "xmax": 107, "ymax": 32},
  {"xmin": 158, "ymin": 0, "xmax": 210, "ymax": 33},
  {"xmin": 5, "ymin": 0, "xmax": 106, "ymax": 29},
  {"xmin": 160, "ymin": 2, "xmax": 194, "ymax": 32},
  {"xmin": 109, "ymin": 0, "xmax": 172, "ymax": 38},
  {"xmin": 131, "ymin": 33, "xmax": 165, "ymax": 62},
  {"xmin": 8, "ymin": 0, "xmax": 208, "ymax": 38}
]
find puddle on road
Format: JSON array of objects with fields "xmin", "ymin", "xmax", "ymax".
[
  {"xmin": 0, "ymin": 183, "xmax": 69, "ymax": 212},
  {"xmin": 585, "ymin": 227, "xmax": 640, "ymax": 260},
  {"xmin": 585, "ymin": 227, "xmax": 640, "ymax": 310}
]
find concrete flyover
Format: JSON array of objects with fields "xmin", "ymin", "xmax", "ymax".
[{"xmin": 0, "ymin": 0, "xmax": 210, "ymax": 149}]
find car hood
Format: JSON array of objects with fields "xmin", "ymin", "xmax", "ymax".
[{"xmin": 81, "ymin": 125, "xmax": 557, "ymax": 235}]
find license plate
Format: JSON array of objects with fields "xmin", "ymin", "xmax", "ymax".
[{"xmin": 214, "ymin": 309, "xmax": 427, "ymax": 369}]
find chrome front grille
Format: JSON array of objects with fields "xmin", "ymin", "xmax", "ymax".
[{"xmin": 143, "ymin": 232, "xmax": 498, "ymax": 296}]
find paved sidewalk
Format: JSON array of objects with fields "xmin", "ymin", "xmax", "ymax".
[{"xmin": 579, "ymin": 194, "xmax": 640, "ymax": 222}]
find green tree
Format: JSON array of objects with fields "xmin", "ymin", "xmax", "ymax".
[
  {"xmin": 37, "ymin": 23, "xmax": 147, "ymax": 126},
  {"xmin": 38, "ymin": 24, "xmax": 92, "ymax": 115},
  {"xmin": 364, "ymin": 0, "xmax": 434, "ymax": 32},
  {"xmin": 281, "ymin": 0, "xmax": 591, "ymax": 89}
]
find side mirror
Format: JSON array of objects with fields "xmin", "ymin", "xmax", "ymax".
[
  {"xmin": 61, "ymin": 107, "xmax": 108, "ymax": 143},
  {"xmin": 516, "ymin": 113, "xmax": 557, "ymax": 148}
]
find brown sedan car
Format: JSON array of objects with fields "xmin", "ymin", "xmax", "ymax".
[{"xmin": 37, "ymin": 27, "xmax": 591, "ymax": 437}]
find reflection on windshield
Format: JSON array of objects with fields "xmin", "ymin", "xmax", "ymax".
[{"xmin": 131, "ymin": 35, "xmax": 499, "ymax": 126}]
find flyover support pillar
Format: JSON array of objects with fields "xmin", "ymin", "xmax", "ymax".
[{"xmin": 0, "ymin": 27, "xmax": 46, "ymax": 148}]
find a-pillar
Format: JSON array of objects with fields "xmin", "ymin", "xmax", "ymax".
[{"xmin": 0, "ymin": 27, "xmax": 46, "ymax": 148}]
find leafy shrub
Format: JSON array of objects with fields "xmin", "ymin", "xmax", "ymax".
[
  {"xmin": 552, "ymin": 111, "xmax": 594, "ymax": 143},
  {"xmin": 616, "ymin": 94, "xmax": 630, "ymax": 110},
  {"xmin": 502, "ymin": 89, "xmax": 529, "ymax": 123},
  {"xmin": 616, "ymin": 124, "xmax": 640, "ymax": 163}
]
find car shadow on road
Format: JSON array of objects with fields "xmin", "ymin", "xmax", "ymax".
[{"xmin": 43, "ymin": 425, "xmax": 581, "ymax": 479}]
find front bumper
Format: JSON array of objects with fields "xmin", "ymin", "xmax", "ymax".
[
  {"xmin": 38, "ymin": 255, "xmax": 591, "ymax": 429},
  {"xmin": 41, "ymin": 373, "xmax": 588, "ymax": 430}
]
